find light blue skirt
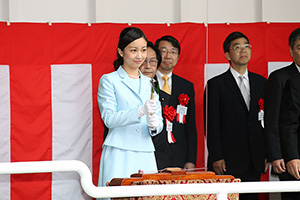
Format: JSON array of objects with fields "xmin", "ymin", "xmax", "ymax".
[{"xmin": 97, "ymin": 145, "xmax": 157, "ymax": 200}]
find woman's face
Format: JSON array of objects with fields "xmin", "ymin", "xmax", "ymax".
[
  {"xmin": 119, "ymin": 37, "xmax": 147, "ymax": 71},
  {"xmin": 139, "ymin": 47, "xmax": 158, "ymax": 78}
]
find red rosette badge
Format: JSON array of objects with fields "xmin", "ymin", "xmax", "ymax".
[
  {"xmin": 258, "ymin": 98, "xmax": 264, "ymax": 111},
  {"xmin": 176, "ymin": 93, "xmax": 189, "ymax": 124},
  {"xmin": 163, "ymin": 105, "xmax": 177, "ymax": 143},
  {"xmin": 258, "ymin": 98, "xmax": 264, "ymax": 128}
]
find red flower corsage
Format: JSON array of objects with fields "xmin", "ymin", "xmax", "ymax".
[
  {"xmin": 163, "ymin": 105, "xmax": 177, "ymax": 122},
  {"xmin": 176, "ymin": 93, "xmax": 189, "ymax": 124},
  {"xmin": 258, "ymin": 98, "xmax": 264, "ymax": 112},
  {"xmin": 178, "ymin": 93, "xmax": 190, "ymax": 106},
  {"xmin": 163, "ymin": 105, "xmax": 177, "ymax": 143},
  {"xmin": 258, "ymin": 98, "xmax": 264, "ymax": 128}
]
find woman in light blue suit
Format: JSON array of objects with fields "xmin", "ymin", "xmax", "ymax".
[{"xmin": 97, "ymin": 27, "xmax": 163, "ymax": 191}]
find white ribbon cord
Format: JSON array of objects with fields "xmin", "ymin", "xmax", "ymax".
[
  {"xmin": 178, "ymin": 113, "xmax": 184, "ymax": 124},
  {"xmin": 166, "ymin": 119, "xmax": 175, "ymax": 143},
  {"xmin": 259, "ymin": 110, "xmax": 264, "ymax": 128}
]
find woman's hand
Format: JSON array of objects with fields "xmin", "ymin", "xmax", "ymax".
[
  {"xmin": 147, "ymin": 114, "xmax": 159, "ymax": 130},
  {"xmin": 138, "ymin": 99, "xmax": 158, "ymax": 117}
]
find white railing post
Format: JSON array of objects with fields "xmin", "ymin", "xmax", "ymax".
[
  {"xmin": 217, "ymin": 191, "xmax": 228, "ymax": 200},
  {"xmin": 1, "ymin": 160, "xmax": 300, "ymax": 199}
]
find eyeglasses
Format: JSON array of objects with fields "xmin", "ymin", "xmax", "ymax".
[
  {"xmin": 141, "ymin": 59, "xmax": 158, "ymax": 66},
  {"xmin": 232, "ymin": 44, "xmax": 252, "ymax": 52},
  {"xmin": 160, "ymin": 48, "xmax": 178, "ymax": 56}
]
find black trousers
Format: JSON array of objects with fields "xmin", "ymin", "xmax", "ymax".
[{"xmin": 226, "ymin": 161, "xmax": 262, "ymax": 200}]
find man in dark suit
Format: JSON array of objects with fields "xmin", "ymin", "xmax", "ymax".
[
  {"xmin": 279, "ymin": 74, "xmax": 300, "ymax": 199},
  {"xmin": 205, "ymin": 32, "xmax": 267, "ymax": 200},
  {"xmin": 264, "ymin": 28, "xmax": 300, "ymax": 200},
  {"xmin": 152, "ymin": 35, "xmax": 197, "ymax": 171}
]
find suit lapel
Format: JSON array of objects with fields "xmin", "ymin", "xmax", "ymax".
[
  {"xmin": 170, "ymin": 74, "xmax": 179, "ymax": 107},
  {"xmin": 248, "ymin": 72, "xmax": 255, "ymax": 111},
  {"xmin": 224, "ymin": 69, "xmax": 248, "ymax": 110},
  {"xmin": 155, "ymin": 74, "xmax": 173, "ymax": 106},
  {"xmin": 153, "ymin": 75, "xmax": 160, "ymax": 94},
  {"xmin": 117, "ymin": 67, "xmax": 145, "ymax": 102},
  {"xmin": 139, "ymin": 74, "xmax": 151, "ymax": 100},
  {"xmin": 249, "ymin": 72, "xmax": 263, "ymax": 112}
]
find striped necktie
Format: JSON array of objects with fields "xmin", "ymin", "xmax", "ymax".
[{"xmin": 239, "ymin": 76, "xmax": 250, "ymax": 110}]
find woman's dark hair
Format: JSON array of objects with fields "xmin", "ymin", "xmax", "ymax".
[
  {"xmin": 113, "ymin": 27, "xmax": 147, "ymax": 70},
  {"xmin": 223, "ymin": 31, "xmax": 250, "ymax": 53},
  {"xmin": 147, "ymin": 41, "xmax": 162, "ymax": 67}
]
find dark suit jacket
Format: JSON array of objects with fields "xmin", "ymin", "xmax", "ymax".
[
  {"xmin": 152, "ymin": 74, "xmax": 197, "ymax": 170},
  {"xmin": 279, "ymin": 74, "xmax": 300, "ymax": 163},
  {"xmin": 264, "ymin": 62, "xmax": 299, "ymax": 164},
  {"xmin": 206, "ymin": 69, "xmax": 266, "ymax": 176}
]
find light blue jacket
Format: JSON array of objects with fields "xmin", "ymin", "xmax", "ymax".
[{"xmin": 97, "ymin": 66, "xmax": 163, "ymax": 152}]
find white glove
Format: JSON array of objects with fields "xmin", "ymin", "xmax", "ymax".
[
  {"xmin": 138, "ymin": 99, "xmax": 158, "ymax": 117},
  {"xmin": 146, "ymin": 114, "xmax": 159, "ymax": 130}
]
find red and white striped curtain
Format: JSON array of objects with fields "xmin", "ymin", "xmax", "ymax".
[{"xmin": 0, "ymin": 22, "xmax": 298, "ymax": 200}]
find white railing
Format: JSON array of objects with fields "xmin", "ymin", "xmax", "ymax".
[{"xmin": 0, "ymin": 160, "xmax": 299, "ymax": 199}]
